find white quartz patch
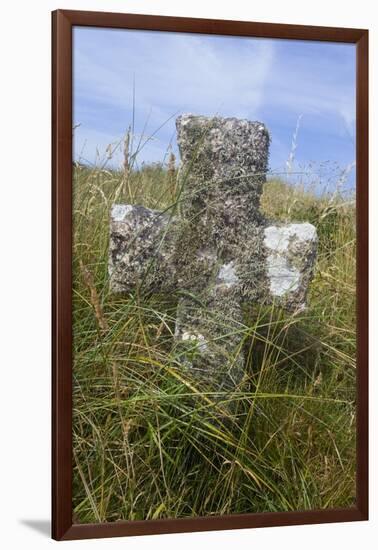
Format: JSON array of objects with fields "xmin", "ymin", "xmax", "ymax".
[
  {"xmin": 264, "ymin": 223, "xmax": 316, "ymax": 253},
  {"xmin": 217, "ymin": 261, "xmax": 239, "ymax": 288},
  {"xmin": 264, "ymin": 223, "xmax": 316, "ymax": 297},
  {"xmin": 111, "ymin": 204, "xmax": 134, "ymax": 222},
  {"xmin": 266, "ymin": 255, "xmax": 300, "ymax": 296},
  {"xmin": 181, "ymin": 331, "xmax": 208, "ymax": 352}
]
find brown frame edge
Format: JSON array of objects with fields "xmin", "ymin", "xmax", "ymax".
[{"xmin": 52, "ymin": 9, "xmax": 369, "ymax": 541}]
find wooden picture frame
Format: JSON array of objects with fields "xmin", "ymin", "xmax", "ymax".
[{"xmin": 52, "ymin": 9, "xmax": 368, "ymax": 541}]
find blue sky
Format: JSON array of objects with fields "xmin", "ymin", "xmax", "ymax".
[{"xmin": 73, "ymin": 27, "xmax": 356, "ymax": 190}]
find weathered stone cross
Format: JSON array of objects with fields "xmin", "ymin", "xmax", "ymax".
[{"xmin": 109, "ymin": 115, "xmax": 317, "ymax": 390}]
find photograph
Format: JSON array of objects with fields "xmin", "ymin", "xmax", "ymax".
[{"xmin": 71, "ymin": 24, "xmax": 358, "ymax": 524}]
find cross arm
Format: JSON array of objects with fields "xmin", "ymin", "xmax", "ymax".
[
  {"xmin": 261, "ymin": 222, "xmax": 318, "ymax": 311},
  {"xmin": 108, "ymin": 203, "xmax": 177, "ymax": 294},
  {"xmin": 231, "ymin": 222, "xmax": 317, "ymax": 311}
]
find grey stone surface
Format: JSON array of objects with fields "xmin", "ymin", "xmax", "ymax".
[
  {"xmin": 109, "ymin": 114, "xmax": 318, "ymax": 389},
  {"xmin": 109, "ymin": 204, "xmax": 177, "ymax": 293}
]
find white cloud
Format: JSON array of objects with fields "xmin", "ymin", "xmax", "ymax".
[
  {"xmin": 262, "ymin": 43, "xmax": 356, "ymax": 137},
  {"xmin": 73, "ymin": 28, "xmax": 276, "ymax": 164},
  {"xmin": 73, "ymin": 28, "xmax": 355, "ymax": 170}
]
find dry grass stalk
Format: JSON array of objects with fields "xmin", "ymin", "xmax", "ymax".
[
  {"xmin": 79, "ymin": 259, "xmax": 109, "ymax": 332},
  {"xmin": 123, "ymin": 127, "xmax": 132, "ymax": 199},
  {"xmin": 286, "ymin": 114, "xmax": 303, "ymax": 176},
  {"xmin": 123, "ymin": 128, "xmax": 131, "ymax": 177},
  {"xmin": 167, "ymin": 150, "xmax": 176, "ymax": 200}
]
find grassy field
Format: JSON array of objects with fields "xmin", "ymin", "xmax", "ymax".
[{"xmin": 72, "ymin": 161, "xmax": 356, "ymax": 523}]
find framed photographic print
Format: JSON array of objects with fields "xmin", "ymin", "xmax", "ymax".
[{"xmin": 52, "ymin": 10, "xmax": 368, "ymax": 541}]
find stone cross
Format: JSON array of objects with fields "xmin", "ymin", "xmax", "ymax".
[{"xmin": 109, "ymin": 115, "xmax": 317, "ymax": 390}]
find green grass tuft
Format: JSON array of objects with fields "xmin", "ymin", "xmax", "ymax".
[{"xmin": 72, "ymin": 164, "xmax": 356, "ymax": 523}]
